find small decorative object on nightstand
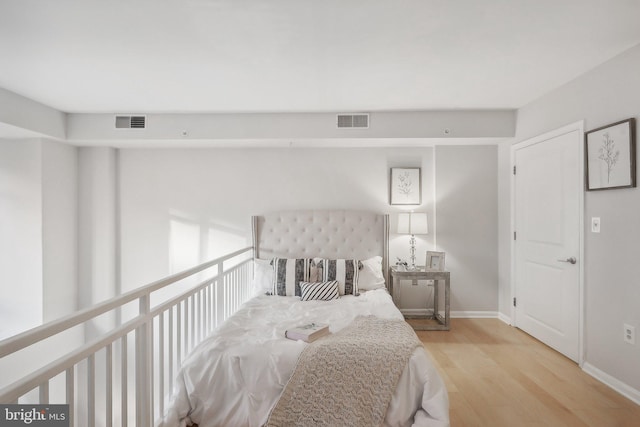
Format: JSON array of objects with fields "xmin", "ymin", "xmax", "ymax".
[
  {"xmin": 425, "ymin": 251, "xmax": 445, "ymax": 271},
  {"xmin": 389, "ymin": 265, "xmax": 450, "ymax": 331}
]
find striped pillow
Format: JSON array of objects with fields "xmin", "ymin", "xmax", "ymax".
[
  {"xmin": 316, "ymin": 259, "xmax": 360, "ymax": 296},
  {"xmin": 271, "ymin": 258, "xmax": 311, "ymax": 296},
  {"xmin": 300, "ymin": 281, "xmax": 340, "ymax": 301}
]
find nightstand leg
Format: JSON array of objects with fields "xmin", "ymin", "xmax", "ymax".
[
  {"xmin": 433, "ymin": 279, "xmax": 439, "ymax": 320},
  {"xmin": 444, "ymin": 277, "xmax": 450, "ymax": 330}
]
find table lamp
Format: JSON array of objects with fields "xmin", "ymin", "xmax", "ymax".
[{"xmin": 397, "ymin": 212, "xmax": 428, "ymax": 270}]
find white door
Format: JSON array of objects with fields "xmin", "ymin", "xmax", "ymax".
[{"xmin": 513, "ymin": 126, "xmax": 582, "ymax": 362}]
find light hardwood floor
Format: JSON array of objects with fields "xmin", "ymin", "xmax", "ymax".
[{"xmin": 412, "ymin": 318, "xmax": 640, "ymax": 427}]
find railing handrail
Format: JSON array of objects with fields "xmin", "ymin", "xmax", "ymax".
[
  {"xmin": 0, "ymin": 309, "xmax": 147, "ymax": 403},
  {"xmin": 0, "ymin": 246, "xmax": 253, "ymax": 358},
  {"xmin": 0, "ymin": 257, "xmax": 255, "ymax": 401}
]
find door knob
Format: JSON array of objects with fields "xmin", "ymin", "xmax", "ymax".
[{"xmin": 557, "ymin": 257, "xmax": 577, "ymax": 264}]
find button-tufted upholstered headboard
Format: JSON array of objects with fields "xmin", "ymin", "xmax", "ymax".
[{"xmin": 252, "ymin": 210, "xmax": 390, "ymax": 286}]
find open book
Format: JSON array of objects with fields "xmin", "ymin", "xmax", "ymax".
[{"xmin": 285, "ymin": 323, "xmax": 330, "ymax": 343}]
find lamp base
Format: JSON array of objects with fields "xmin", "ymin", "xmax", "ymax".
[{"xmin": 409, "ymin": 234, "xmax": 417, "ymax": 270}]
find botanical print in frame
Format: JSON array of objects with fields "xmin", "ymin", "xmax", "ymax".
[
  {"xmin": 585, "ymin": 118, "xmax": 636, "ymax": 191},
  {"xmin": 390, "ymin": 167, "xmax": 421, "ymax": 205}
]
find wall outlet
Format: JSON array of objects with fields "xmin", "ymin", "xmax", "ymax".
[
  {"xmin": 591, "ymin": 217, "xmax": 601, "ymax": 233},
  {"xmin": 624, "ymin": 324, "xmax": 635, "ymax": 345}
]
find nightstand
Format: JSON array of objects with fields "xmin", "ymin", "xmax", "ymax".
[{"xmin": 389, "ymin": 266, "xmax": 450, "ymax": 331}]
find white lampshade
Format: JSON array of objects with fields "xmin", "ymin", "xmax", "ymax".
[{"xmin": 397, "ymin": 212, "xmax": 428, "ymax": 235}]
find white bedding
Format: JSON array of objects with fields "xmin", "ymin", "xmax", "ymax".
[{"xmin": 157, "ymin": 289, "xmax": 449, "ymax": 427}]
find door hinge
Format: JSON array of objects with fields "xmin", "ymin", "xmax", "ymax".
[
  {"xmin": 513, "ymin": 297, "xmax": 517, "ymax": 307},
  {"xmin": 513, "ymin": 165, "xmax": 516, "ymax": 175},
  {"xmin": 513, "ymin": 231, "xmax": 516, "ymax": 240}
]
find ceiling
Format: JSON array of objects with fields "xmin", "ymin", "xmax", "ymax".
[{"xmin": 1, "ymin": 0, "xmax": 640, "ymax": 114}]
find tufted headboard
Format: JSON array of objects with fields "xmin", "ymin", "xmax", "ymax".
[{"xmin": 252, "ymin": 210, "xmax": 390, "ymax": 286}]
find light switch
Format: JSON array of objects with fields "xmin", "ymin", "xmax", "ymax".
[{"xmin": 591, "ymin": 217, "xmax": 601, "ymax": 233}]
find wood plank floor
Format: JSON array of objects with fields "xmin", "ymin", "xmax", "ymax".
[{"xmin": 412, "ymin": 318, "xmax": 640, "ymax": 427}]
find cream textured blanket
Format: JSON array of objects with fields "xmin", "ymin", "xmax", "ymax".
[{"xmin": 266, "ymin": 316, "xmax": 422, "ymax": 427}]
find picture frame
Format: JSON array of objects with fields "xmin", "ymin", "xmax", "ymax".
[
  {"xmin": 425, "ymin": 251, "xmax": 445, "ymax": 271},
  {"xmin": 389, "ymin": 167, "xmax": 421, "ymax": 205},
  {"xmin": 585, "ymin": 118, "xmax": 636, "ymax": 191}
]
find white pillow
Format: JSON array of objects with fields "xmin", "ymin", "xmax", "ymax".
[
  {"xmin": 358, "ymin": 256, "xmax": 386, "ymax": 291},
  {"xmin": 252, "ymin": 258, "xmax": 274, "ymax": 295}
]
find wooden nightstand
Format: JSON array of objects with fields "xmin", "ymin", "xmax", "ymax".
[{"xmin": 389, "ymin": 266, "xmax": 450, "ymax": 331}]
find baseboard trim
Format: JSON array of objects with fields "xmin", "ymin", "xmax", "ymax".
[
  {"xmin": 451, "ymin": 311, "xmax": 498, "ymax": 318},
  {"xmin": 498, "ymin": 312, "xmax": 512, "ymax": 325},
  {"xmin": 582, "ymin": 362, "xmax": 640, "ymax": 405}
]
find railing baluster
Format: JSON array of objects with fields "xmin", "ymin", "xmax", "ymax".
[
  {"xmin": 200, "ymin": 289, "xmax": 204, "ymax": 342},
  {"xmin": 150, "ymin": 314, "xmax": 155, "ymax": 427},
  {"xmin": 185, "ymin": 297, "xmax": 190, "ymax": 353},
  {"xmin": 135, "ymin": 295, "xmax": 151, "ymax": 427},
  {"xmin": 185, "ymin": 299, "xmax": 189, "ymax": 354},
  {"xmin": 39, "ymin": 381, "xmax": 49, "ymax": 404},
  {"xmin": 226, "ymin": 273, "xmax": 229, "ymax": 319},
  {"xmin": 209, "ymin": 282, "xmax": 214, "ymax": 332},
  {"xmin": 121, "ymin": 336, "xmax": 127, "ymax": 427},
  {"xmin": 198, "ymin": 290, "xmax": 205, "ymax": 342},
  {"xmin": 66, "ymin": 367, "xmax": 74, "ymax": 427},
  {"xmin": 190, "ymin": 295, "xmax": 195, "ymax": 352},
  {"xmin": 242, "ymin": 264, "xmax": 246, "ymax": 300},
  {"xmin": 196, "ymin": 290, "xmax": 200, "ymax": 342},
  {"xmin": 159, "ymin": 311, "xmax": 165, "ymax": 417},
  {"xmin": 88, "ymin": 354, "xmax": 95, "ymax": 427},
  {"xmin": 169, "ymin": 306, "xmax": 174, "ymax": 396},
  {"xmin": 204, "ymin": 286, "xmax": 209, "ymax": 336},
  {"xmin": 177, "ymin": 303, "xmax": 182, "ymax": 367},
  {"xmin": 209, "ymin": 282, "xmax": 213, "ymax": 332},
  {"xmin": 106, "ymin": 344, "xmax": 113, "ymax": 427},
  {"xmin": 217, "ymin": 262, "xmax": 224, "ymax": 326},
  {"xmin": 120, "ymin": 335, "xmax": 129, "ymax": 427},
  {"xmin": 231, "ymin": 270, "xmax": 236, "ymax": 312}
]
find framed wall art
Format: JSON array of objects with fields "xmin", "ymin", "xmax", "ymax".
[
  {"xmin": 585, "ymin": 118, "xmax": 636, "ymax": 191},
  {"xmin": 389, "ymin": 167, "xmax": 421, "ymax": 205}
]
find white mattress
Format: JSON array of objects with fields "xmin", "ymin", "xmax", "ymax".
[{"xmin": 157, "ymin": 289, "xmax": 449, "ymax": 427}]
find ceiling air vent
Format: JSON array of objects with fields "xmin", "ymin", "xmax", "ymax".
[
  {"xmin": 115, "ymin": 115, "xmax": 146, "ymax": 129},
  {"xmin": 337, "ymin": 113, "xmax": 369, "ymax": 129}
]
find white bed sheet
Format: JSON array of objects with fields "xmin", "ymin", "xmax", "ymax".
[{"xmin": 157, "ymin": 289, "xmax": 449, "ymax": 427}]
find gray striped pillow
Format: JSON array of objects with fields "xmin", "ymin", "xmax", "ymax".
[
  {"xmin": 316, "ymin": 259, "xmax": 360, "ymax": 296},
  {"xmin": 271, "ymin": 258, "xmax": 311, "ymax": 296},
  {"xmin": 300, "ymin": 281, "xmax": 340, "ymax": 301}
]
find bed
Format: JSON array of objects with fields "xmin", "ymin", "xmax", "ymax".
[{"xmin": 157, "ymin": 210, "xmax": 449, "ymax": 427}]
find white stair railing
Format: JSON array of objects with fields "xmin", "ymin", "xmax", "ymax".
[{"xmin": 0, "ymin": 246, "xmax": 254, "ymax": 427}]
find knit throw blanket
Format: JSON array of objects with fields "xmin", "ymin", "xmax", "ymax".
[{"xmin": 266, "ymin": 316, "xmax": 421, "ymax": 427}]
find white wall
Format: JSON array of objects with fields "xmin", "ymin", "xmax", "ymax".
[
  {"xmin": 42, "ymin": 140, "xmax": 78, "ymax": 321},
  {"xmin": 0, "ymin": 139, "xmax": 43, "ymax": 339},
  {"xmin": 78, "ymin": 147, "xmax": 119, "ymax": 334},
  {"xmin": 0, "ymin": 138, "xmax": 82, "ymax": 392},
  {"xmin": 436, "ymin": 145, "xmax": 498, "ymax": 313},
  {"xmin": 497, "ymin": 141, "xmax": 513, "ymax": 318},
  {"xmin": 119, "ymin": 147, "xmax": 430, "ymax": 289},
  {"xmin": 502, "ymin": 43, "xmax": 640, "ymax": 397},
  {"xmin": 118, "ymin": 146, "xmax": 499, "ymax": 313}
]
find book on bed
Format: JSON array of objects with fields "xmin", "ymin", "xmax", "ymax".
[{"xmin": 285, "ymin": 322, "xmax": 329, "ymax": 342}]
